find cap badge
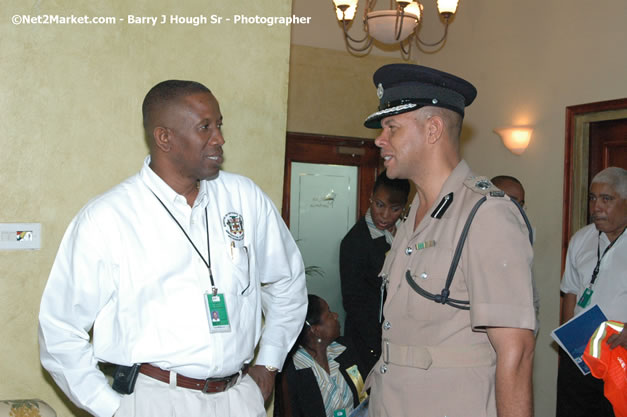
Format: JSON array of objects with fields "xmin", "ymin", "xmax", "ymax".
[
  {"xmin": 432, "ymin": 98, "xmax": 439, "ymax": 104},
  {"xmin": 377, "ymin": 83, "xmax": 384, "ymax": 99}
]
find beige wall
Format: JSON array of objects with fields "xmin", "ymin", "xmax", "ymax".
[
  {"xmin": 288, "ymin": 0, "xmax": 627, "ymax": 416},
  {"xmin": 0, "ymin": 1, "xmax": 291, "ymax": 416},
  {"xmin": 288, "ymin": 46, "xmax": 404, "ymax": 137}
]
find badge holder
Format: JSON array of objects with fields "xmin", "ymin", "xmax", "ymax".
[
  {"xmin": 205, "ymin": 289, "xmax": 231, "ymax": 333},
  {"xmin": 577, "ymin": 287, "xmax": 593, "ymax": 308}
]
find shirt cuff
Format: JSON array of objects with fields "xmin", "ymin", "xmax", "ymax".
[
  {"xmin": 85, "ymin": 384, "xmax": 121, "ymax": 417},
  {"xmin": 254, "ymin": 344, "xmax": 286, "ymax": 371}
]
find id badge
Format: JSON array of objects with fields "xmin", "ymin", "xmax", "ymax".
[
  {"xmin": 333, "ymin": 410, "xmax": 347, "ymax": 417},
  {"xmin": 204, "ymin": 292, "xmax": 231, "ymax": 333},
  {"xmin": 577, "ymin": 287, "xmax": 594, "ymax": 308}
]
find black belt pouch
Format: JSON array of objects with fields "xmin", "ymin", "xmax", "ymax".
[{"xmin": 112, "ymin": 364, "xmax": 141, "ymax": 395}]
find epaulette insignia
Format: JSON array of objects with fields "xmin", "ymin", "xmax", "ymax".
[
  {"xmin": 463, "ymin": 176, "xmax": 501, "ymax": 196},
  {"xmin": 490, "ymin": 190, "xmax": 505, "ymax": 197}
]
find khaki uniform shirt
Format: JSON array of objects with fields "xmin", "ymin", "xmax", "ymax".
[{"xmin": 367, "ymin": 160, "xmax": 535, "ymax": 417}]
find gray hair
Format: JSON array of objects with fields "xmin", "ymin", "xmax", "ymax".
[{"xmin": 591, "ymin": 167, "xmax": 627, "ymax": 198}]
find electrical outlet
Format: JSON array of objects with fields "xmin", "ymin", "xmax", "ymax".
[{"xmin": 0, "ymin": 223, "xmax": 41, "ymax": 250}]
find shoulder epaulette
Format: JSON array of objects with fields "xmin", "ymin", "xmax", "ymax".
[{"xmin": 463, "ymin": 176, "xmax": 505, "ymax": 197}]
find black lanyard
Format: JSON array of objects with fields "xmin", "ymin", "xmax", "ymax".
[
  {"xmin": 590, "ymin": 227, "xmax": 626, "ymax": 286},
  {"xmin": 150, "ymin": 190, "xmax": 217, "ymax": 294}
]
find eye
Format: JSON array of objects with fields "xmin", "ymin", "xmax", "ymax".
[
  {"xmin": 588, "ymin": 194, "xmax": 596, "ymax": 202},
  {"xmin": 391, "ymin": 207, "xmax": 402, "ymax": 213},
  {"xmin": 200, "ymin": 124, "xmax": 209, "ymax": 130},
  {"xmin": 375, "ymin": 201, "xmax": 384, "ymax": 208},
  {"xmin": 602, "ymin": 195, "xmax": 614, "ymax": 203}
]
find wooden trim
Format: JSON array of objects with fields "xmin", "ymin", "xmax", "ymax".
[
  {"xmin": 562, "ymin": 98, "xmax": 627, "ymax": 272},
  {"xmin": 282, "ymin": 132, "xmax": 380, "ymax": 227}
]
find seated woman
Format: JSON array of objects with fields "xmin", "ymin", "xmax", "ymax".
[
  {"xmin": 340, "ymin": 171, "xmax": 410, "ymax": 375},
  {"xmin": 281, "ymin": 294, "xmax": 367, "ymax": 417}
]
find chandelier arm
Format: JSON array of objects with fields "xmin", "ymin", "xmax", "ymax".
[
  {"xmin": 394, "ymin": 9, "xmax": 405, "ymax": 41},
  {"xmin": 400, "ymin": 38, "xmax": 412, "ymax": 60},
  {"xmin": 415, "ymin": 17, "xmax": 450, "ymax": 47},
  {"xmin": 344, "ymin": 36, "xmax": 375, "ymax": 56},
  {"xmin": 342, "ymin": 18, "xmax": 371, "ymax": 43}
]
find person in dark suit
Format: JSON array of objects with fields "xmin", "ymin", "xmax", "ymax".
[
  {"xmin": 280, "ymin": 295, "xmax": 367, "ymax": 417},
  {"xmin": 339, "ymin": 172, "xmax": 410, "ymax": 376}
]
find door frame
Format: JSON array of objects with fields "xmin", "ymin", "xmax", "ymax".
[
  {"xmin": 561, "ymin": 98, "xmax": 627, "ymax": 271},
  {"xmin": 282, "ymin": 132, "xmax": 381, "ymax": 226}
]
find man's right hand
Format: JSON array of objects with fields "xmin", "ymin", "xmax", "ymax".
[{"xmin": 607, "ymin": 328, "xmax": 627, "ymax": 350}]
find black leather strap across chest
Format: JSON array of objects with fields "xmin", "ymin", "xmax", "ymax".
[{"xmin": 405, "ymin": 197, "xmax": 533, "ymax": 310}]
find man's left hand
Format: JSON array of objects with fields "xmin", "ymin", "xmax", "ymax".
[
  {"xmin": 607, "ymin": 328, "xmax": 627, "ymax": 350},
  {"xmin": 248, "ymin": 364, "xmax": 276, "ymax": 401}
]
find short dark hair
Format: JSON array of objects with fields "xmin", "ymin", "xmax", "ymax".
[
  {"xmin": 295, "ymin": 294, "xmax": 324, "ymax": 348},
  {"xmin": 491, "ymin": 175, "xmax": 522, "ymax": 187},
  {"xmin": 373, "ymin": 171, "xmax": 410, "ymax": 204},
  {"xmin": 142, "ymin": 80, "xmax": 211, "ymax": 132}
]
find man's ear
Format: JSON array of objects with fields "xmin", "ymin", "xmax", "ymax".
[
  {"xmin": 426, "ymin": 115, "xmax": 445, "ymax": 144},
  {"xmin": 153, "ymin": 126, "xmax": 171, "ymax": 152}
]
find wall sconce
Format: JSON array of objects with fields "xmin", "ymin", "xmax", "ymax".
[{"xmin": 494, "ymin": 126, "xmax": 533, "ymax": 155}]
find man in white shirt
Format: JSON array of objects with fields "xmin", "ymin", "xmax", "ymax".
[
  {"xmin": 39, "ymin": 80, "xmax": 308, "ymax": 417},
  {"xmin": 557, "ymin": 166, "xmax": 627, "ymax": 417}
]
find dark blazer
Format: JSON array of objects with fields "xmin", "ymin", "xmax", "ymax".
[
  {"xmin": 339, "ymin": 217, "xmax": 389, "ymax": 375},
  {"xmin": 281, "ymin": 340, "xmax": 362, "ymax": 417}
]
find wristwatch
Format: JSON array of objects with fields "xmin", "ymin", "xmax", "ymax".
[{"xmin": 265, "ymin": 365, "xmax": 278, "ymax": 372}]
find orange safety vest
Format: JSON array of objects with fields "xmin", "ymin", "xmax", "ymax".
[{"xmin": 583, "ymin": 320, "xmax": 627, "ymax": 417}]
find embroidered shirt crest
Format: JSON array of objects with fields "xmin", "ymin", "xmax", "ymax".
[{"xmin": 223, "ymin": 212, "xmax": 244, "ymax": 241}]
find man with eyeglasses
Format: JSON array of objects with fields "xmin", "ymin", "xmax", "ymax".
[{"xmin": 557, "ymin": 166, "xmax": 627, "ymax": 417}]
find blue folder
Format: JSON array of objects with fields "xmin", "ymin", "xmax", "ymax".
[{"xmin": 551, "ymin": 304, "xmax": 607, "ymax": 375}]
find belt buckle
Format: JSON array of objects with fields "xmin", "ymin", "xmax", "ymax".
[
  {"xmin": 201, "ymin": 374, "xmax": 234, "ymax": 394},
  {"xmin": 201, "ymin": 378, "xmax": 212, "ymax": 394}
]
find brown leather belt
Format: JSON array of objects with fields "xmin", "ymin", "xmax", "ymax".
[{"xmin": 139, "ymin": 363, "xmax": 249, "ymax": 393}]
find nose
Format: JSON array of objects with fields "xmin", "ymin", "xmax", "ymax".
[
  {"xmin": 374, "ymin": 130, "xmax": 387, "ymax": 148},
  {"xmin": 211, "ymin": 129, "xmax": 225, "ymax": 146},
  {"xmin": 382, "ymin": 207, "xmax": 394, "ymax": 221}
]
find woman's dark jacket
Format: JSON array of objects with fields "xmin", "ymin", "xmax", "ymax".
[
  {"xmin": 339, "ymin": 217, "xmax": 389, "ymax": 375},
  {"xmin": 280, "ymin": 338, "xmax": 362, "ymax": 417}
]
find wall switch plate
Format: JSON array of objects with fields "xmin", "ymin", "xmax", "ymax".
[{"xmin": 0, "ymin": 223, "xmax": 41, "ymax": 250}]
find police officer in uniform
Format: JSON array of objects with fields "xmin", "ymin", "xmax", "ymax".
[{"xmin": 363, "ymin": 64, "xmax": 536, "ymax": 417}]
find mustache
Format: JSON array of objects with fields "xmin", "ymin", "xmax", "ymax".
[{"xmin": 591, "ymin": 215, "xmax": 607, "ymax": 222}]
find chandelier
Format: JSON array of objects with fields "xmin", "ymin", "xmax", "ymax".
[{"xmin": 332, "ymin": 0, "xmax": 460, "ymax": 59}]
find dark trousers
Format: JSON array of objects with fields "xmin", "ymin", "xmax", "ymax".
[{"xmin": 556, "ymin": 349, "xmax": 615, "ymax": 417}]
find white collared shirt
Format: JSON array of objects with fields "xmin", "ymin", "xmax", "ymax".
[
  {"xmin": 561, "ymin": 223, "xmax": 627, "ymax": 321},
  {"xmin": 39, "ymin": 156, "xmax": 307, "ymax": 417}
]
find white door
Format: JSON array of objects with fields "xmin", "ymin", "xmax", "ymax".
[{"xmin": 289, "ymin": 162, "xmax": 358, "ymax": 329}]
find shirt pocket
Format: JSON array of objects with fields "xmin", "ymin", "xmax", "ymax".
[
  {"xmin": 212, "ymin": 241, "xmax": 253, "ymax": 296},
  {"xmin": 405, "ymin": 243, "xmax": 456, "ymax": 320}
]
